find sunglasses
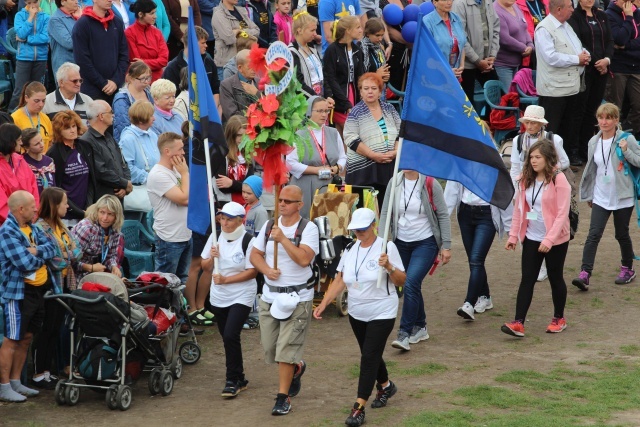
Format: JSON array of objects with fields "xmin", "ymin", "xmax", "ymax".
[
  {"xmin": 278, "ymin": 198, "xmax": 301, "ymax": 205},
  {"xmin": 69, "ymin": 78, "xmax": 83, "ymax": 84}
]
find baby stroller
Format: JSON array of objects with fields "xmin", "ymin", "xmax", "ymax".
[{"xmin": 44, "ymin": 273, "xmax": 188, "ymax": 410}]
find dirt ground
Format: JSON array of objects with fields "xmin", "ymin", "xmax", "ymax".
[{"xmin": 3, "ymin": 173, "xmax": 640, "ymax": 426}]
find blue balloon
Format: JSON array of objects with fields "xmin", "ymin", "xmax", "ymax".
[
  {"xmin": 403, "ymin": 4, "xmax": 420, "ymax": 23},
  {"xmin": 382, "ymin": 4, "xmax": 404, "ymax": 26},
  {"xmin": 419, "ymin": 1, "xmax": 435, "ymax": 15},
  {"xmin": 401, "ymin": 20, "xmax": 418, "ymax": 43}
]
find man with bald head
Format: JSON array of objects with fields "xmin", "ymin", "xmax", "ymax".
[
  {"xmin": 81, "ymin": 100, "xmax": 132, "ymax": 202},
  {"xmin": 0, "ymin": 191, "xmax": 56, "ymax": 403},
  {"xmin": 219, "ymin": 49, "xmax": 261, "ymax": 122},
  {"xmin": 250, "ymin": 185, "xmax": 319, "ymax": 415}
]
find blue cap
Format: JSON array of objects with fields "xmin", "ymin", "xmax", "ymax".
[{"xmin": 243, "ymin": 175, "xmax": 263, "ymax": 199}]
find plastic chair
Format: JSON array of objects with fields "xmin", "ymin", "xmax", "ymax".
[
  {"xmin": 0, "ymin": 28, "xmax": 16, "ymax": 58},
  {"xmin": 484, "ymin": 80, "xmax": 520, "ymax": 144},
  {"xmin": 121, "ymin": 220, "xmax": 155, "ymax": 278},
  {"xmin": 387, "ymin": 83, "xmax": 405, "ymax": 116},
  {"xmin": 0, "ymin": 59, "xmax": 14, "ymax": 106},
  {"xmin": 473, "ymin": 80, "xmax": 488, "ymax": 117},
  {"xmin": 515, "ymin": 70, "xmax": 538, "ymax": 106},
  {"xmin": 145, "ymin": 210, "xmax": 154, "ymax": 236}
]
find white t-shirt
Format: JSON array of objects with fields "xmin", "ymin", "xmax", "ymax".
[
  {"xmin": 63, "ymin": 96, "xmax": 76, "ymax": 111},
  {"xmin": 305, "ymin": 53, "xmax": 323, "ymax": 86},
  {"xmin": 147, "ymin": 164, "xmax": 192, "ymax": 242},
  {"xmin": 202, "ymin": 233, "xmax": 257, "ymax": 308},
  {"xmin": 113, "ymin": 1, "xmax": 130, "ymax": 27},
  {"xmin": 337, "ymin": 237, "xmax": 404, "ymax": 322},
  {"xmin": 254, "ymin": 218, "xmax": 319, "ymax": 303},
  {"xmin": 396, "ymin": 178, "xmax": 433, "ymax": 242},
  {"xmin": 593, "ymin": 136, "xmax": 634, "ymax": 210},
  {"xmin": 461, "ymin": 187, "xmax": 489, "ymax": 206},
  {"xmin": 525, "ymin": 179, "xmax": 546, "ymax": 242}
]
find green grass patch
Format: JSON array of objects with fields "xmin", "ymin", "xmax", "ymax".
[
  {"xmin": 591, "ymin": 297, "xmax": 604, "ymax": 308},
  {"xmin": 620, "ymin": 345, "xmax": 640, "ymax": 356},
  {"xmin": 348, "ymin": 360, "xmax": 446, "ymax": 379}
]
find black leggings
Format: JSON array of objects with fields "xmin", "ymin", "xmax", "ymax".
[
  {"xmin": 515, "ymin": 239, "xmax": 569, "ymax": 322},
  {"xmin": 32, "ymin": 297, "xmax": 65, "ymax": 375},
  {"xmin": 348, "ymin": 316, "xmax": 395, "ymax": 401},
  {"xmin": 210, "ymin": 303, "xmax": 251, "ymax": 382}
]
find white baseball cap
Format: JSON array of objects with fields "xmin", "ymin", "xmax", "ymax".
[
  {"xmin": 219, "ymin": 201, "xmax": 246, "ymax": 218},
  {"xmin": 347, "ymin": 208, "xmax": 376, "ymax": 230},
  {"xmin": 270, "ymin": 292, "xmax": 300, "ymax": 320}
]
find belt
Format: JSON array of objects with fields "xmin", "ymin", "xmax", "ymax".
[
  {"xmin": 266, "ymin": 283, "xmax": 311, "ymax": 293},
  {"xmin": 460, "ymin": 202, "xmax": 491, "ymax": 212}
]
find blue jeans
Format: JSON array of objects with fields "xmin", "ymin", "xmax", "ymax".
[
  {"xmin": 457, "ymin": 203, "xmax": 496, "ymax": 305},
  {"xmin": 495, "ymin": 66, "xmax": 517, "ymax": 93},
  {"xmin": 154, "ymin": 237, "xmax": 193, "ymax": 285},
  {"xmin": 216, "ymin": 66, "xmax": 225, "ymax": 83},
  {"xmin": 395, "ymin": 236, "xmax": 439, "ymax": 335}
]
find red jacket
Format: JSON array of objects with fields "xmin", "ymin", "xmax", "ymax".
[
  {"xmin": 0, "ymin": 154, "xmax": 40, "ymax": 225},
  {"xmin": 125, "ymin": 21, "xmax": 169, "ymax": 82},
  {"xmin": 516, "ymin": 0, "xmax": 549, "ymax": 40}
]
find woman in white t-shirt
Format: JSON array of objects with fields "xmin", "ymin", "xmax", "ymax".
[
  {"xmin": 573, "ymin": 103, "xmax": 640, "ymax": 291},
  {"xmin": 502, "ymin": 140, "xmax": 571, "ymax": 338},
  {"xmin": 314, "ymin": 208, "xmax": 405, "ymax": 427},
  {"xmin": 201, "ymin": 202, "xmax": 257, "ymax": 399}
]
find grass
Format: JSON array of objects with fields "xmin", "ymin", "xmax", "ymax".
[
  {"xmin": 348, "ymin": 360, "xmax": 447, "ymax": 379},
  {"xmin": 620, "ymin": 345, "xmax": 640, "ymax": 356},
  {"xmin": 402, "ymin": 361, "xmax": 640, "ymax": 427},
  {"xmin": 591, "ymin": 297, "xmax": 604, "ymax": 308}
]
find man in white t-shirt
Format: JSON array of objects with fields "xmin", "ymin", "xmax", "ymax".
[
  {"xmin": 250, "ymin": 185, "xmax": 319, "ymax": 416},
  {"xmin": 146, "ymin": 132, "xmax": 192, "ymax": 287}
]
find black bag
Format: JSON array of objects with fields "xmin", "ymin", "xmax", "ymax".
[{"xmin": 78, "ymin": 340, "xmax": 118, "ymax": 381}]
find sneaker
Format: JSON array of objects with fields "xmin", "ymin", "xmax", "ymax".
[
  {"xmin": 31, "ymin": 375, "xmax": 56, "ymax": 390},
  {"xmin": 474, "ymin": 296, "xmax": 493, "ymax": 313},
  {"xmin": 546, "ymin": 317, "xmax": 567, "ymax": 333},
  {"xmin": 371, "ymin": 381, "xmax": 397, "ymax": 408},
  {"xmin": 537, "ymin": 262, "xmax": 548, "ymax": 281},
  {"xmin": 457, "ymin": 302, "xmax": 475, "ymax": 320},
  {"xmin": 501, "ymin": 321, "xmax": 525, "ymax": 337},
  {"xmin": 272, "ymin": 393, "xmax": 291, "ymax": 415},
  {"xmin": 288, "ymin": 360, "xmax": 306, "ymax": 397},
  {"xmin": 391, "ymin": 331, "xmax": 411, "ymax": 351},
  {"xmin": 221, "ymin": 379, "xmax": 248, "ymax": 398},
  {"xmin": 408, "ymin": 326, "xmax": 429, "ymax": 344},
  {"xmin": 572, "ymin": 270, "xmax": 590, "ymax": 291},
  {"xmin": 345, "ymin": 402, "xmax": 366, "ymax": 426},
  {"xmin": 615, "ymin": 266, "xmax": 636, "ymax": 285}
]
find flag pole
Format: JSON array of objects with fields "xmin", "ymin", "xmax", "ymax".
[
  {"xmin": 203, "ymin": 136, "xmax": 219, "ymax": 274},
  {"xmin": 377, "ymin": 136, "xmax": 404, "ymax": 288}
]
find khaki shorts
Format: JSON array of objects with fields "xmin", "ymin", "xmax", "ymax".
[{"xmin": 258, "ymin": 298, "xmax": 313, "ymax": 364}]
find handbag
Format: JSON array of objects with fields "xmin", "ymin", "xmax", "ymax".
[{"xmin": 123, "ymin": 139, "xmax": 153, "ymax": 212}]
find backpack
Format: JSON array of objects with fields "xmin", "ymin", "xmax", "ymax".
[
  {"xmin": 425, "ymin": 176, "xmax": 437, "ymax": 212},
  {"xmin": 77, "ymin": 339, "xmax": 118, "ymax": 381},
  {"xmin": 614, "ymin": 131, "xmax": 640, "ymax": 227},
  {"xmin": 516, "ymin": 131, "xmax": 554, "ymax": 154}
]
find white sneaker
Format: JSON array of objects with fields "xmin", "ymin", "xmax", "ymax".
[
  {"xmin": 457, "ymin": 302, "xmax": 475, "ymax": 320},
  {"xmin": 537, "ymin": 262, "xmax": 548, "ymax": 282},
  {"xmin": 474, "ymin": 296, "xmax": 494, "ymax": 313},
  {"xmin": 408, "ymin": 326, "xmax": 429, "ymax": 344},
  {"xmin": 391, "ymin": 332, "xmax": 411, "ymax": 351}
]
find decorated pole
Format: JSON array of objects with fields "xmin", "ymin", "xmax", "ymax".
[{"xmin": 241, "ymin": 42, "xmax": 312, "ymax": 270}]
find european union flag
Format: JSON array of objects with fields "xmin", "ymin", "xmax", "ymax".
[
  {"xmin": 187, "ymin": 7, "xmax": 226, "ymax": 235},
  {"xmin": 399, "ymin": 16, "xmax": 514, "ymax": 210}
]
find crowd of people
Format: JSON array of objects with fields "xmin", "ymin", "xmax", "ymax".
[{"xmin": 0, "ymin": 0, "xmax": 639, "ymax": 425}]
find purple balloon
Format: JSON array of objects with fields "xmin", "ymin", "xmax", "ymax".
[
  {"xmin": 419, "ymin": 1, "xmax": 435, "ymax": 15},
  {"xmin": 403, "ymin": 4, "xmax": 420, "ymax": 23},
  {"xmin": 382, "ymin": 4, "xmax": 404, "ymax": 26},
  {"xmin": 401, "ymin": 20, "xmax": 418, "ymax": 43}
]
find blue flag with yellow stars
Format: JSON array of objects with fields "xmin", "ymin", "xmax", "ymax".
[
  {"xmin": 398, "ymin": 15, "xmax": 514, "ymax": 210},
  {"xmin": 187, "ymin": 7, "xmax": 226, "ymax": 235}
]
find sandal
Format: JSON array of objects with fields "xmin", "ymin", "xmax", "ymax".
[
  {"xmin": 189, "ymin": 310, "xmax": 213, "ymax": 326},
  {"xmin": 201, "ymin": 310, "xmax": 216, "ymax": 321},
  {"xmin": 243, "ymin": 317, "xmax": 259, "ymax": 330}
]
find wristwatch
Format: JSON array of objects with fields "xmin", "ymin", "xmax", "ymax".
[{"xmin": 387, "ymin": 266, "xmax": 396, "ymax": 275}]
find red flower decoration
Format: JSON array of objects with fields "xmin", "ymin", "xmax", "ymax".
[
  {"xmin": 248, "ymin": 44, "xmax": 267, "ymax": 75},
  {"xmin": 261, "ymin": 112, "xmax": 277, "ymax": 127},
  {"xmin": 267, "ymin": 58, "xmax": 288, "ymax": 72},
  {"xmin": 246, "ymin": 103, "xmax": 261, "ymax": 128},
  {"xmin": 246, "ymin": 124, "xmax": 258, "ymax": 140},
  {"xmin": 259, "ymin": 94, "xmax": 279, "ymax": 114}
]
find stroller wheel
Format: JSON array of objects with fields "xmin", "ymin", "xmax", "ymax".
[
  {"xmin": 172, "ymin": 357, "xmax": 183, "ymax": 379},
  {"xmin": 55, "ymin": 380, "xmax": 67, "ymax": 405},
  {"xmin": 116, "ymin": 385, "xmax": 133, "ymax": 411},
  {"xmin": 64, "ymin": 385, "xmax": 80, "ymax": 406},
  {"xmin": 160, "ymin": 371, "xmax": 174, "ymax": 396},
  {"xmin": 336, "ymin": 289, "xmax": 348, "ymax": 317},
  {"xmin": 106, "ymin": 385, "xmax": 119, "ymax": 410},
  {"xmin": 179, "ymin": 342, "xmax": 201, "ymax": 365},
  {"xmin": 148, "ymin": 369, "xmax": 162, "ymax": 395}
]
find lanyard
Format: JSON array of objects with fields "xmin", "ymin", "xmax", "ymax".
[
  {"xmin": 25, "ymin": 107, "xmax": 41, "ymax": 132},
  {"xmin": 354, "ymin": 242, "xmax": 374, "ymax": 282},
  {"xmin": 100, "ymin": 228, "xmax": 109, "ymax": 264},
  {"xmin": 309, "ymin": 126, "xmax": 327, "ymax": 165},
  {"xmin": 527, "ymin": 0, "xmax": 543, "ymax": 21},
  {"xmin": 600, "ymin": 136, "xmax": 612, "ymax": 175},
  {"xmin": 530, "ymin": 180, "xmax": 544, "ymax": 208},
  {"xmin": 402, "ymin": 179, "xmax": 419, "ymax": 214}
]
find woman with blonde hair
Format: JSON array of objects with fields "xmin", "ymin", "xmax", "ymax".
[
  {"xmin": 70, "ymin": 194, "xmax": 125, "ymax": 281},
  {"xmin": 150, "ymin": 78, "xmax": 184, "ymax": 136},
  {"xmin": 113, "ymin": 61, "xmax": 155, "ymax": 141},
  {"xmin": 119, "ymin": 100, "xmax": 160, "ymax": 184},
  {"xmin": 11, "ymin": 82, "xmax": 53, "ymax": 152}
]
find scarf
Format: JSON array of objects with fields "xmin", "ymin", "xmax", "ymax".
[
  {"xmin": 83, "ymin": 6, "xmax": 114, "ymax": 30},
  {"xmin": 27, "ymin": 158, "xmax": 55, "ymax": 189},
  {"xmin": 220, "ymin": 224, "xmax": 246, "ymax": 242},
  {"xmin": 360, "ymin": 36, "xmax": 385, "ymax": 74}
]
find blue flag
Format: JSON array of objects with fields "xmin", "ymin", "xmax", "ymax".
[
  {"xmin": 399, "ymin": 16, "xmax": 514, "ymax": 210},
  {"xmin": 187, "ymin": 7, "xmax": 226, "ymax": 235}
]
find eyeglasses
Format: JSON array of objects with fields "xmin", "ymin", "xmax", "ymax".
[
  {"xmin": 313, "ymin": 109, "xmax": 331, "ymax": 114},
  {"xmin": 69, "ymin": 78, "xmax": 83, "ymax": 84},
  {"xmin": 278, "ymin": 198, "xmax": 301, "ymax": 204},
  {"xmin": 101, "ymin": 110, "xmax": 114, "ymax": 116},
  {"xmin": 136, "ymin": 76, "xmax": 152, "ymax": 83}
]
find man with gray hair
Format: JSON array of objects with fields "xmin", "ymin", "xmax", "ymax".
[
  {"xmin": 43, "ymin": 62, "xmax": 94, "ymax": 121},
  {"xmin": 219, "ymin": 49, "xmax": 260, "ymax": 122},
  {"xmin": 80, "ymin": 100, "xmax": 132, "ymax": 202}
]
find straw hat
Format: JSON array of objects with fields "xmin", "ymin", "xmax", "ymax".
[{"xmin": 518, "ymin": 105, "xmax": 549, "ymax": 125}]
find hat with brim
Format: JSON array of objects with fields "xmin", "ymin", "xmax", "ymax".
[
  {"xmin": 347, "ymin": 208, "xmax": 376, "ymax": 230},
  {"xmin": 270, "ymin": 292, "xmax": 300, "ymax": 320},
  {"xmin": 219, "ymin": 201, "xmax": 246, "ymax": 218},
  {"xmin": 518, "ymin": 105, "xmax": 548, "ymax": 125}
]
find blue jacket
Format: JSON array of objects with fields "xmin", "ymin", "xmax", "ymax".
[
  {"xmin": 111, "ymin": 0, "xmax": 136, "ymax": 26},
  {"xmin": 0, "ymin": 213, "xmax": 58, "ymax": 303},
  {"xmin": 150, "ymin": 108, "xmax": 183, "ymax": 136},
  {"xmin": 423, "ymin": 11, "xmax": 467, "ymax": 69},
  {"xmin": 14, "ymin": 8, "xmax": 50, "ymax": 62},
  {"xmin": 119, "ymin": 125, "xmax": 160, "ymax": 184},
  {"xmin": 112, "ymin": 86, "xmax": 154, "ymax": 142},
  {"xmin": 606, "ymin": 2, "xmax": 640, "ymax": 74},
  {"xmin": 48, "ymin": 9, "xmax": 76, "ymax": 77},
  {"xmin": 198, "ymin": 0, "xmax": 219, "ymax": 41}
]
